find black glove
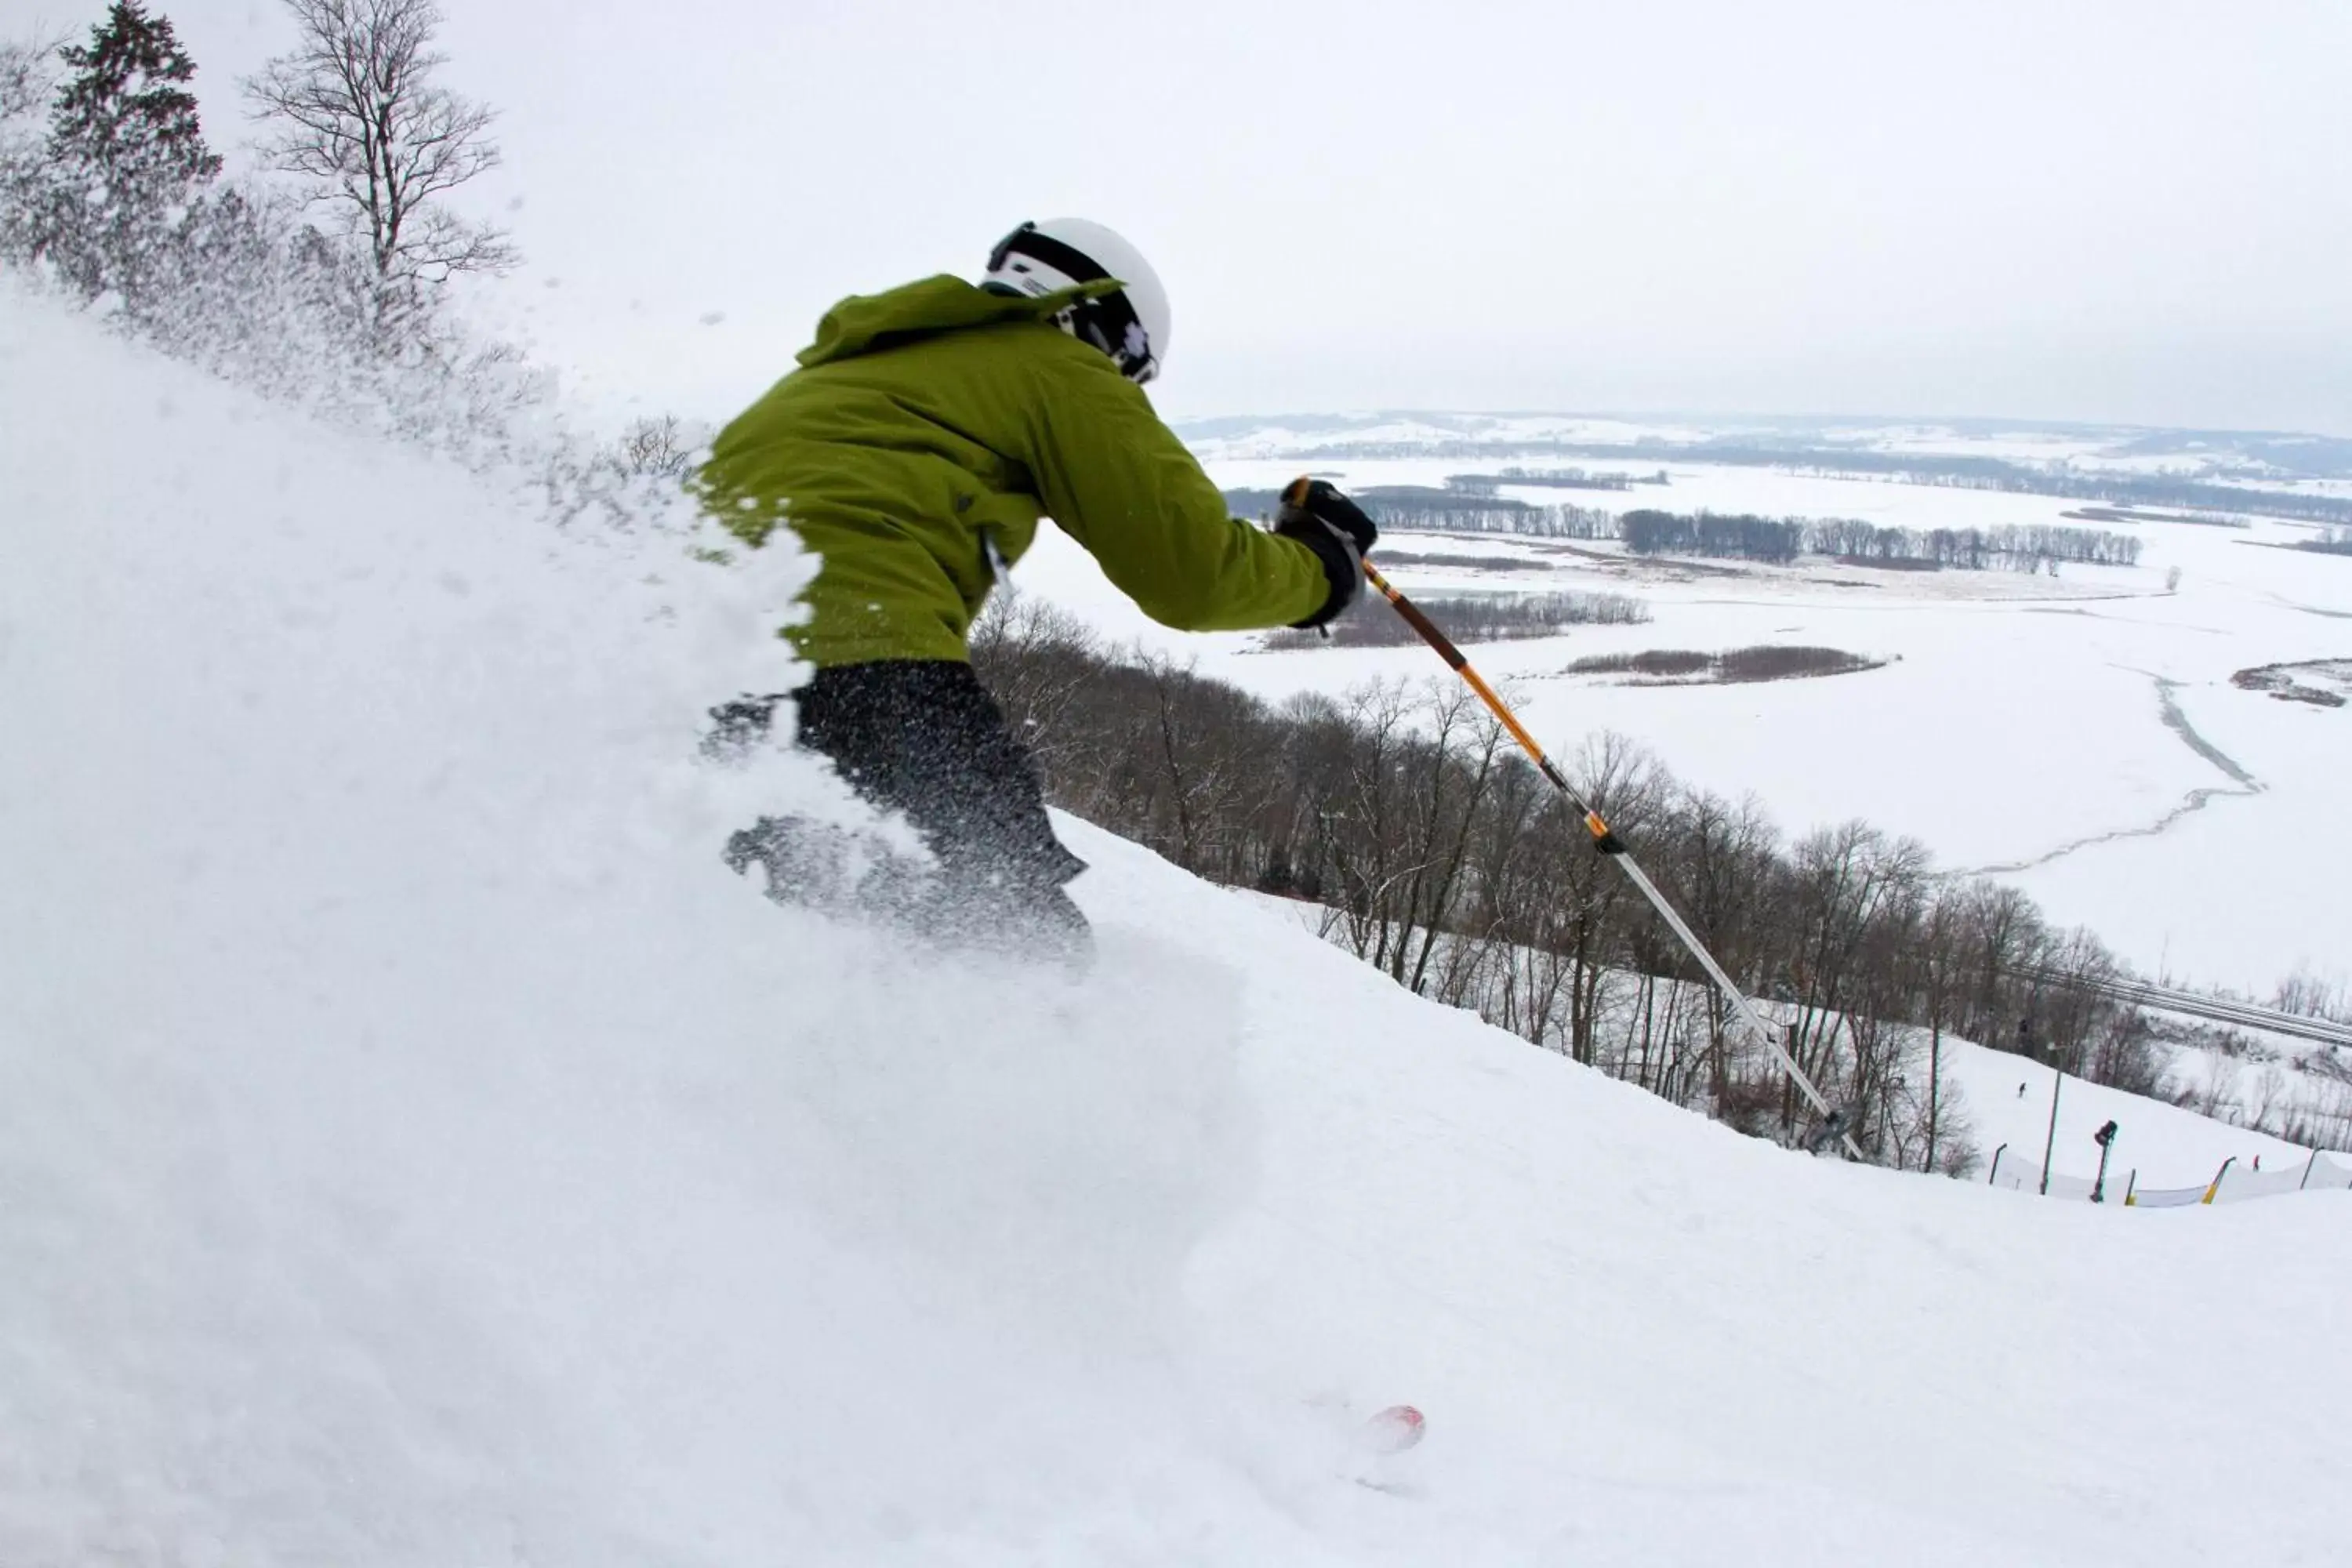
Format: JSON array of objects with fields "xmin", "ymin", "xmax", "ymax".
[{"xmin": 1274, "ymin": 477, "xmax": 1379, "ymax": 629}]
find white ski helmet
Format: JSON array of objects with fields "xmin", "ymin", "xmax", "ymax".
[{"xmin": 982, "ymin": 217, "xmax": 1170, "ymax": 385}]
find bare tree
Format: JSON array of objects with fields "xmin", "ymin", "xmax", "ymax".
[
  {"xmin": 1557, "ymin": 734, "xmax": 1655, "ymax": 1065},
  {"xmin": 2274, "ymin": 964, "xmax": 2352, "ymax": 1025},
  {"xmin": 0, "ymin": 34, "xmax": 64, "ymax": 260},
  {"xmin": 618, "ymin": 414, "xmax": 707, "ymax": 479},
  {"xmin": 968, "ymin": 590, "xmax": 1107, "ymax": 786},
  {"xmin": 242, "ymin": 0, "xmax": 515, "ymax": 338},
  {"xmin": 0, "ymin": 32, "xmax": 61, "ymax": 136},
  {"xmin": 1914, "ymin": 882, "xmax": 1973, "ymax": 1173}
]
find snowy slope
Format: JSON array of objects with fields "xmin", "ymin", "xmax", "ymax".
[
  {"xmin": 1241, "ymin": 896, "xmax": 2324, "ymax": 1192},
  {"xmin": 4, "ymin": 293, "xmax": 2350, "ymax": 1566},
  {"xmin": 1926, "ymin": 1037, "xmax": 2310, "ymax": 1190}
]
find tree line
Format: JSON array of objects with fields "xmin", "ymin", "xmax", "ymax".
[
  {"xmin": 1461, "ymin": 466, "xmax": 1657, "ymax": 491},
  {"xmin": 1804, "ymin": 514, "xmax": 2143, "ymax": 569},
  {"xmin": 1564, "ymin": 646, "xmax": 1882, "ymax": 684},
  {"xmin": 1225, "ymin": 485, "xmax": 1620, "ymax": 541},
  {"xmin": 1621, "ymin": 510, "xmax": 2143, "ymax": 571},
  {"xmin": 972, "ymin": 592, "xmax": 2170, "ymax": 1174},
  {"xmin": 1231, "ymin": 488, "xmax": 2144, "ymax": 570},
  {"xmin": 1259, "ymin": 589, "xmax": 1648, "ymax": 650},
  {"xmin": 1621, "ymin": 510, "xmax": 1804, "ymax": 563}
]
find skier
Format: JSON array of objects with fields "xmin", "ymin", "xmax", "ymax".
[{"xmin": 697, "ymin": 218, "xmax": 1378, "ymax": 960}]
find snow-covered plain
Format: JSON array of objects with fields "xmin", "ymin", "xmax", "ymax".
[
  {"xmin": 7, "ymin": 291, "xmax": 2352, "ymax": 1565},
  {"xmin": 1016, "ymin": 445, "xmax": 2352, "ymax": 998}
]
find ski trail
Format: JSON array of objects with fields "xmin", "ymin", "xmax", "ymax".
[
  {"xmin": 2144, "ymin": 673, "xmax": 2260, "ymax": 787},
  {"xmin": 2267, "ymin": 592, "xmax": 2352, "ymax": 622},
  {"xmin": 1956, "ymin": 671, "xmax": 2262, "ymax": 876}
]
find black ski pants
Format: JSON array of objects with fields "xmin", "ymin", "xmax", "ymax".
[{"xmin": 715, "ymin": 660, "xmax": 1090, "ymax": 956}]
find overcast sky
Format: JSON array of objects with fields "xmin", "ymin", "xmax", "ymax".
[{"xmin": 10, "ymin": 0, "xmax": 2350, "ymax": 434}]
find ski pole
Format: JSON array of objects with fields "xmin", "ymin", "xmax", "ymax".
[{"xmin": 1290, "ymin": 480, "xmax": 1862, "ymax": 1160}]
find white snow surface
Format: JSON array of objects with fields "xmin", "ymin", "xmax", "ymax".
[
  {"xmin": 1241, "ymin": 898, "xmax": 2324, "ymax": 1194},
  {"xmin": 5, "ymin": 296, "xmax": 2350, "ymax": 1565}
]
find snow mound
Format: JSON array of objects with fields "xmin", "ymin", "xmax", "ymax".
[{"xmin": 3, "ymin": 292, "xmax": 2348, "ymax": 1566}]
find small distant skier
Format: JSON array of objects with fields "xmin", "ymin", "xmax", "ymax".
[{"xmin": 696, "ymin": 219, "xmax": 1378, "ymax": 960}]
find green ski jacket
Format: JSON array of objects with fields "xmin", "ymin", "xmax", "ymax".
[{"xmin": 698, "ymin": 275, "xmax": 1332, "ymax": 667}]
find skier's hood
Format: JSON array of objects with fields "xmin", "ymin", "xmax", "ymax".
[{"xmin": 796, "ymin": 274, "xmax": 1122, "ymax": 369}]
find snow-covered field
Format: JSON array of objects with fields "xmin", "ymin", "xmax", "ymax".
[
  {"xmin": 1015, "ymin": 443, "xmax": 2352, "ymax": 1000},
  {"xmin": 9, "ymin": 282, "xmax": 2352, "ymax": 1568}
]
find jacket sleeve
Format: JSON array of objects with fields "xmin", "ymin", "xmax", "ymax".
[{"xmin": 1018, "ymin": 356, "xmax": 1335, "ymax": 632}]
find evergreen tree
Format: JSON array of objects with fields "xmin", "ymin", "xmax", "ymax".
[{"xmin": 35, "ymin": 2, "xmax": 222, "ymax": 309}]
